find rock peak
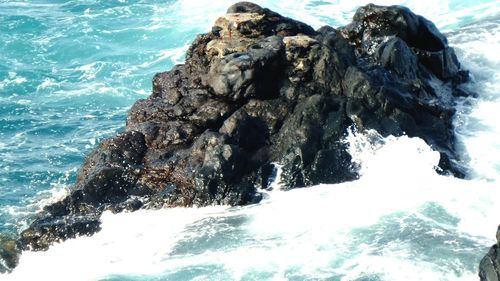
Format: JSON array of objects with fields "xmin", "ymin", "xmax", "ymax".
[{"xmin": 226, "ymin": 2, "xmax": 266, "ymax": 14}]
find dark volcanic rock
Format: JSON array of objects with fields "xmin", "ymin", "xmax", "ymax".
[
  {"xmin": 14, "ymin": 1, "xmax": 473, "ymax": 262},
  {"xmin": 0, "ymin": 235, "xmax": 20, "ymax": 273},
  {"xmin": 479, "ymin": 225, "xmax": 500, "ymax": 281}
]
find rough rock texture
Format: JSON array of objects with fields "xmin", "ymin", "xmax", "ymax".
[
  {"xmin": 0, "ymin": 235, "xmax": 19, "ymax": 273},
  {"xmin": 13, "ymin": 1, "xmax": 473, "ymax": 263},
  {"xmin": 479, "ymin": 225, "xmax": 500, "ymax": 281}
]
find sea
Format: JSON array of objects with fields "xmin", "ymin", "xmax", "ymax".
[{"xmin": 0, "ymin": 0, "xmax": 499, "ymax": 280}]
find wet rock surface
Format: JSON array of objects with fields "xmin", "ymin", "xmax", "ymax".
[
  {"xmin": 12, "ymin": 1, "xmax": 473, "ymax": 266},
  {"xmin": 479, "ymin": 226, "xmax": 500, "ymax": 281},
  {"xmin": 0, "ymin": 235, "xmax": 20, "ymax": 273}
]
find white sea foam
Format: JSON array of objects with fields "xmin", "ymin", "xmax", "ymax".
[
  {"xmin": 138, "ymin": 45, "xmax": 190, "ymax": 69},
  {"xmin": 75, "ymin": 62, "xmax": 105, "ymax": 81},
  {"xmin": 36, "ymin": 78, "xmax": 58, "ymax": 91},
  {"xmin": 452, "ymin": 20, "xmax": 500, "ymax": 181},
  {"xmin": 0, "ymin": 76, "xmax": 27, "ymax": 90},
  {"xmin": 15, "ymin": 100, "xmax": 31, "ymax": 105},
  {"xmin": 7, "ymin": 207, "xmax": 229, "ymax": 281},
  {"xmin": 5, "ymin": 130, "xmax": 499, "ymax": 280}
]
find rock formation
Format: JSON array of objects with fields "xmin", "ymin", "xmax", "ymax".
[
  {"xmin": 8, "ymin": 2, "xmax": 473, "ymax": 268},
  {"xmin": 479, "ymin": 225, "xmax": 500, "ymax": 281}
]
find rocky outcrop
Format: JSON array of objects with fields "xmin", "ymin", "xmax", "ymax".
[
  {"xmin": 479, "ymin": 226, "xmax": 500, "ymax": 281},
  {"xmin": 0, "ymin": 235, "xmax": 19, "ymax": 273},
  {"xmin": 12, "ymin": 1, "xmax": 473, "ymax": 265}
]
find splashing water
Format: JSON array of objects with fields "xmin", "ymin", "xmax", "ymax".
[{"xmin": 5, "ymin": 130, "xmax": 500, "ymax": 281}]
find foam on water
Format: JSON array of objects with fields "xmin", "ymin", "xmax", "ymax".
[
  {"xmin": 5, "ymin": 130, "xmax": 499, "ymax": 281},
  {"xmin": 451, "ymin": 18, "xmax": 500, "ymax": 181}
]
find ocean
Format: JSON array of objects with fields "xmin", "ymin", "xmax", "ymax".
[{"xmin": 0, "ymin": 0, "xmax": 499, "ymax": 280}]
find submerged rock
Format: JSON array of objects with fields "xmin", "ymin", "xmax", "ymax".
[
  {"xmin": 13, "ymin": 1, "xmax": 473, "ymax": 264},
  {"xmin": 479, "ymin": 225, "xmax": 500, "ymax": 281}
]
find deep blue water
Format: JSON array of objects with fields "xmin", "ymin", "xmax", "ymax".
[{"xmin": 0, "ymin": 0, "xmax": 499, "ymax": 280}]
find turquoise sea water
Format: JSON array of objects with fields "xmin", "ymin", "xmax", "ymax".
[
  {"xmin": 0, "ymin": 0, "xmax": 189, "ymax": 234},
  {"xmin": 1, "ymin": 0, "xmax": 500, "ymax": 280}
]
